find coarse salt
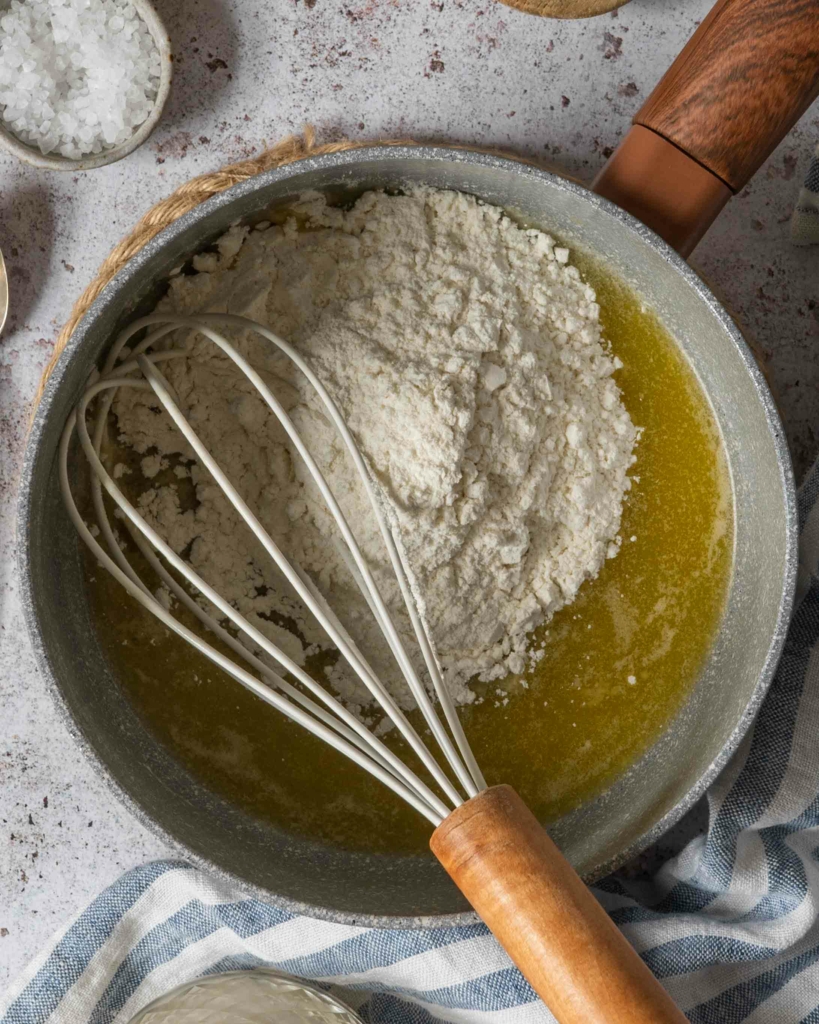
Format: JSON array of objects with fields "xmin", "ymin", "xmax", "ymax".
[{"xmin": 0, "ymin": 0, "xmax": 160, "ymax": 159}]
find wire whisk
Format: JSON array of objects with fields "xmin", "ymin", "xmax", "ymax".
[{"xmin": 59, "ymin": 309, "xmax": 690, "ymax": 1024}]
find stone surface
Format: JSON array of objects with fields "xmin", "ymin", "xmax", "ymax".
[{"xmin": 1, "ymin": 0, "xmax": 817, "ymax": 991}]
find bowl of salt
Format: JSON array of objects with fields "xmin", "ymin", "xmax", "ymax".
[{"xmin": 0, "ymin": 0, "xmax": 171, "ymax": 171}]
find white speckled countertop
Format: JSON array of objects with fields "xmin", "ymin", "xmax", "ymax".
[{"xmin": 1, "ymin": 0, "xmax": 817, "ymax": 990}]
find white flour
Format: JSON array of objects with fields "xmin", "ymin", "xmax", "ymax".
[{"xmin": 112, "ymin": 188, "xmax": 637, "ymax": 713}]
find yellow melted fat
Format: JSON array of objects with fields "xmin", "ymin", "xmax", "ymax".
[{"xmin": 88, "ymin": 246, "xmax": 733, "ymax": 856}]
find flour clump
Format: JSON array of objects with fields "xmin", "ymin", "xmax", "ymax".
[{"xmin": 112, "ymin": 188, "xmax": 637, "ymax": 713}]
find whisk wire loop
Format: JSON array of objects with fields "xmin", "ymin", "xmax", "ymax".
[
  {"xmin": 135, "ymin": 351, "xmax": 467, "ymax": 811},
  {"xmin": 61, "ymin": 420, "xmax": 445, "ymax": 826},
  {"xmin": 83, "ymin": 384, "xmax": 416, "ymax": 791},
  {"xmin": 136, "ymin": 313, "xmax": 485, "ymax": 799},
  {"xmin": 60, "ymin": 313, "xmax": 487, "ymax": 825},
  {"xmin": 72, "ymin": 380, "xmax": 453, "ymax": 821}
]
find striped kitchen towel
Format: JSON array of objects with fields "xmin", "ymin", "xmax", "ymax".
[
  {"xmin": 4, "ymin": 457, "xmax": 819, "ymax": 1024},
  {"xmin": 791, "ymin": 143, "xmax": 819, "ymax": 245}
]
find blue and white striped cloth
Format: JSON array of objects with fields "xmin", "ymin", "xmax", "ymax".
[
  {"xmin": 5, "ymin": 465, "xmax": 819, "ymax": 1024},
  {"xmin": 791, "ymin": 143, "xmax": 819, "ymax": 245}
]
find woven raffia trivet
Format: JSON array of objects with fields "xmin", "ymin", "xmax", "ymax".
[{"xmin": 38, "ymin": 129, "xmax": 560, "ymax": 407}]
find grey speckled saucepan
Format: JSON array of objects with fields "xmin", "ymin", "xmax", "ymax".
[{"xmin": 17, "ymin": 144, "xmax": 797, "ymax": 926}]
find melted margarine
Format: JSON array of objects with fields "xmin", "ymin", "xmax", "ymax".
[{"xmin": 87, "ymin": 246, "xmax": 733, "ymax": 856}]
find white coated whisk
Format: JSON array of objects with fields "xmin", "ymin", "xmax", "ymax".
[
  {"xmin": 60, "ymin": 311, "xmax": 690, "ymax": 1024},
  {"xmin": 60, "ymin": 313, "xmax": 487, "ymax": 827}
]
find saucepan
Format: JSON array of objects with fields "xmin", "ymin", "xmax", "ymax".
[{"xmin": 18, "ymin": 0, "xmax": 817, "ymax": 924}]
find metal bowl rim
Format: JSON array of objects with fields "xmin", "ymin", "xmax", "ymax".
[{"xmin": 17, "ymin": 144, "xmax": 799, "ymax": 927}]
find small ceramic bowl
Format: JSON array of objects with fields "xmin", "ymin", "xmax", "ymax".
[
  {"xmin": 0, "ymin": 0, "xmax": 172, "ymax": 171},
  {"xmin": 125, "ymin": 970, "xmax": 364, "ymax": 1024}
]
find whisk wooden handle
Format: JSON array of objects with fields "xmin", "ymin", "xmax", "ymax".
[{"xmin": 431, "ymin": 786, "xmax": 687, "ymax": 1024}]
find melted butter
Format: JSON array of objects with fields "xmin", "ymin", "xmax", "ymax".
[{"xmin": 87, "ymin": 246, "xmax": 733, "ymax": 856}]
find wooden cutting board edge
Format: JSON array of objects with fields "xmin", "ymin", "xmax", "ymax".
[{"xmin": 498, "ymin": 0, "xmax": 630, "ymax": 20}]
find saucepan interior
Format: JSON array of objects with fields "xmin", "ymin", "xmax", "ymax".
[{"xmin": 19, "ymin": 147, "xmax": 796, "ymax": 924}]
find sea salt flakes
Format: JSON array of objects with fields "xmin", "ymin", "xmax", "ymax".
[{"xmin": 0, "ymin": 0, "xmax": 161, "ymax": 159}]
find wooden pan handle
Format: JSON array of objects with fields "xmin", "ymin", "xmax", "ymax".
[
  {"xmin": 593, "ymin": 0, "xmax": 819, "ymax": 255},
  {"xmin": 431, "ymin": 786, "xmax": 687, "ymax": 1024}
]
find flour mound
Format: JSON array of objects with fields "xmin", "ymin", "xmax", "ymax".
[{"xmin": 113, "ymin": 188, "xmax": 637, "ymax": 712}]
